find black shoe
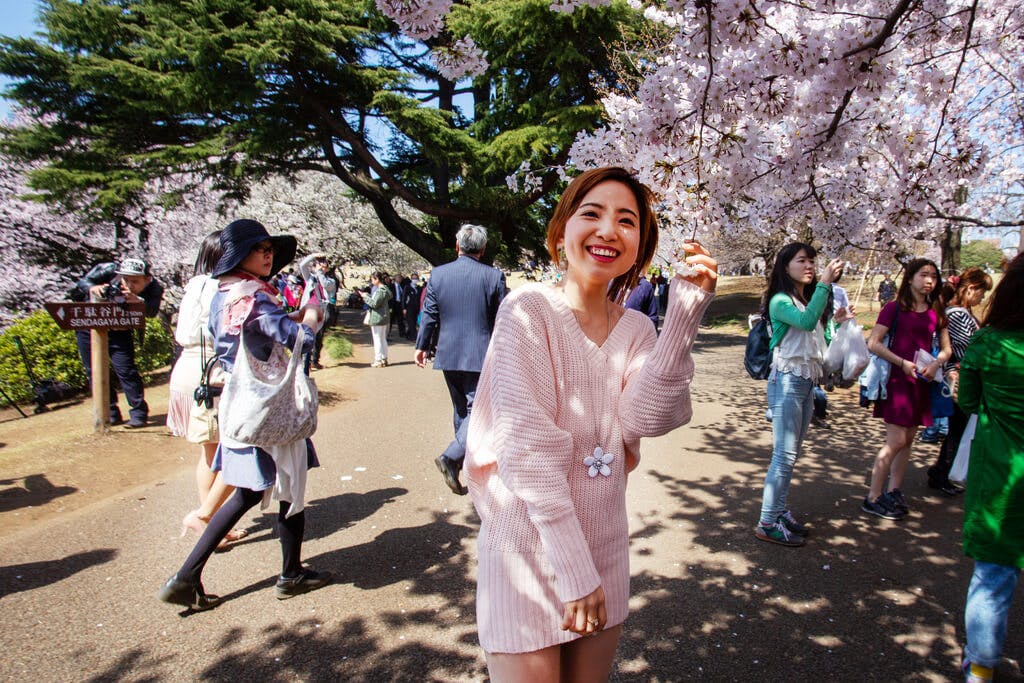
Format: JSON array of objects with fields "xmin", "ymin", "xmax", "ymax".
[
  {"xmin": 275, "ymin": 568, "xmax": 332, "ymax": 600},
  {"xmin": 158, "ymin": 574, "xmax": 221, "ymax": 611},
  {"xmin": 435, "ymin": 455, "xmax": 467, "ymax": 495},
  {"xmin": 861, "ymin": 495, "xmax": 905, "ymax": 520},
  {"xmin": 124, "ymin": 416, "xmax": 148, "ymax": 429},
  {"xmin": 886, "ymin": 488, "xmax": 910, "ymax": 515},
  {"xmin": 109, "ymin": 415, "xmax": 124, "ymax": 426},
  {"xmin": 938, "ymin": 482, "xmax": 965, "ymax": 496}
]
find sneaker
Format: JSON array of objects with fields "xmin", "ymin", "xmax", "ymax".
[
  {"xmin": 963, "ymin": 660, "xmax": 994, "ymax": 683},
  {"xmin": 754, "ymin": 520, "xmax": 805, "ymax": 547},
  {"xmin": 886, "ymin": 489, "xmax": 910, "ymax": 515},
  {"xmin": 861, "ymin": 495, "xmax": 905, "ymax": 520},
  {"xmin": 275, "ymin": 568, "xmax": 332, "ymax": 600},
  {"xmin": 779, "ymin": 510, "xmax": 810, "ymax": 537},
  {"xmin": 918, "ymin": 433, "xmax": 939, "ymax": 444},
  {"xmin": 124, "ymin": 416, "xmax": 148, "ymax": 429}
]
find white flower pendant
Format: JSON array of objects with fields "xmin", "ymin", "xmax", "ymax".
[{"xmin": 583, "ymin": 446, "xmax": 614, "ymax": 478}]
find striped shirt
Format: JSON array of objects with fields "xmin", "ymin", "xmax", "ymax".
[{"xmin": 946, "ymin": 306, "xmax": 979, "ymax": 370}]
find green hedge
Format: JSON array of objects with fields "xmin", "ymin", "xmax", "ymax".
[{"xmin": 0, "ymin": 311, "xmax": 174, "ymax": 404}]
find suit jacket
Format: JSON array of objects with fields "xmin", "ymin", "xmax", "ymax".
[
  {"xmin": 402, "ymin": 282, "xmax": 422, "ymax": 313},
  {"xmin": 625, "ymin": 277, "xmax": 659, "ymax": 328},
  {"xmin": 416, "ymin": 255, "xmax": 507, "ymax": 372}
]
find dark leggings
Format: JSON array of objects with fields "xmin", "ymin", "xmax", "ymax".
[
  {"xmin": 928, "ymin": 404, "xmax": 970, "ymax": 487},
  {"xmin": 177, "ymin": 487, "xmax": 305, "ymax": 584}
]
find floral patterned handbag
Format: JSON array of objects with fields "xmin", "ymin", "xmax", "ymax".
[{"xmin": 218, "ymin": 326, "xmax": 318, "ymax": 447}]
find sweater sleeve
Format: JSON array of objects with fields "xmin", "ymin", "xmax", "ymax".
[
  {"xmin": 769, "ymin": 283, "xmax": 830, "ymax": 331},
  {"xmin": 486, "ymin": 291, "xmax": 601, "ymax": 603},
  {"xmin": 620, "ymin": 278, "xmax": 713, "ymax": 443}
]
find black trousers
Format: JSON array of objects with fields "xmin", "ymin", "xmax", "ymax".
[
  {"xmin": 928, "ymin": 404, "xmax": 970, "ymax": 487},
  {"xmin": 404, "ymin": 307, "xmax": 419, "ymax": 341},
  {"xmin": 441, "ymin": 370, "xmax": 479, "ymax": 465},
  {"xmin": 178, "ymin": 487, "xmax": 305, "ymax": 584},
  {"xmin": 75, "ymin": 329, "xmax": 148, "ymax": 421}
]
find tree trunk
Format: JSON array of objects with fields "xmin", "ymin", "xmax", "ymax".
[{"xmin": 939, "ymin": 223, "xmax": 961, "ymax": 274}]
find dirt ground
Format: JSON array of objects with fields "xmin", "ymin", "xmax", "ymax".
[{"xmin": 1, "ymin": 278, "xmax": 1021, "ymax": 682}]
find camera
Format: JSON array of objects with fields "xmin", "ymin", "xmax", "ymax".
[
  {"xmin": 193, "ymin": 383, "xmax": 222, "ymax": 409},
  {"xmin": 102, "ymin": 283, "xmax": 126, "ymax": 303}
]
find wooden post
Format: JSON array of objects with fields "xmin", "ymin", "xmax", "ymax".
[
  {"xmin": 91, "ymin": 329, "xmax": 109, "ymax": 433},
  {"xmin": 853, "ymin": 252, "xmax": 872, "ymax": 315}
]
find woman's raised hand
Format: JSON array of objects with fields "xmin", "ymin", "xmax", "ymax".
[
  {"xmin": 820, "ymin": 258, "xmax": 845, "ymax": 284},
  {"xmin": 675, "ymin": 241, "xmax": 718, "ymax": 293},
  {"xmin": 562, "ymin": 585, "xmax": 607, "ymax": 636}
]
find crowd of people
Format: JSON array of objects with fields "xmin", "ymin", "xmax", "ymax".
[
  {"xmin": 63, "ymin": 166, "xmax": 1020, "ymax": 682},
  {"xmin": 753, "ymin": 242, "xmax": 1021, "ymax": 683}
]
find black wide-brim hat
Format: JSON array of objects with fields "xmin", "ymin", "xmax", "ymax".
[{"xmin": 211, "ymin": 219, "xmax": 297, "ymax": 278}]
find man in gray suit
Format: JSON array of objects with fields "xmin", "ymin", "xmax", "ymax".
[{"xmin": 415, "ymin": 224, "xmax": 507, "ymax": 494}]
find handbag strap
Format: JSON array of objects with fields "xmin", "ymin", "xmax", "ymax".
[{"xmin": 886, "ymin": 304, "xmax": 899, "ymax": 351}]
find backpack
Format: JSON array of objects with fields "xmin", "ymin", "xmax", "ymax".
[{"xmin": 744, "ymin": 316, "xmax": 772, "ymax": 380}]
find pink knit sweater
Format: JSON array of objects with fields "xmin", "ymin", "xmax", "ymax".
[{"xmin": 465, "ymin": 278, "xmax": 712, "ymax": 653}]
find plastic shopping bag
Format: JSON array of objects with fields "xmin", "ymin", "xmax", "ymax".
[
  {"xmin": 842, "ymin": 321, "xmax": 870, "ymax": 381},
  {"xmin": 823, "ymin": 323, "xmax": 849, "ymax": 376},
  {"xmin": 949, "ymin": 413, "xmax": 977, "ymax": 484}
]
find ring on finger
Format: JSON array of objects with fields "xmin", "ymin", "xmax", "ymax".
[{"xmin": 587, "ymin": 617, "xmax": 600, "ymax": 627}]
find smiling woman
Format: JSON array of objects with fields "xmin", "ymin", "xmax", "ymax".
[{"xmin": 463, "ymin": 166, "xmax": 718, "ymax": 681}]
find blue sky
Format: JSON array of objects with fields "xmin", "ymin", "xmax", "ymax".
[{"xmin": 0, "ymin": 0, "xmax": 41, "ymax": 120}]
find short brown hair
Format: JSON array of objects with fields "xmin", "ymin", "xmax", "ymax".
[{"xmin": 545, "ymin": 167, "xmax": 659, "ymax": 303}]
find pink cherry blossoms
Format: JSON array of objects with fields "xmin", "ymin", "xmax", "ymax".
[
  {"xmin": 376, "ymin": 0, "xmax": 489, "ymax": 79},
  {"xmin": 431, "ymin": 36, "xmax": 489, "ymax": 82},
  {"xmin": 568, "ymin": 0, "xmax": 1024, "ymax": 253},
  {"xmin": 490, "ymin": 1, "xmax": 1023, "ymax": 256}
]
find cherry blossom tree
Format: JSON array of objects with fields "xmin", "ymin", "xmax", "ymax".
[
  {"xmin": 498, "ymin": 0, "xmax": 1024, "ymax": 266},
  {"xmin": 240, "ymin": 173, "xmax": 430, "ymax": 273},
  {"xmin": 2, "ymin": 111, "xmax": 428, "ymax": 325}
]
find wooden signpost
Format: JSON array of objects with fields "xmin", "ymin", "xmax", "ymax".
[{"xmin": 43, "ymin": 301, "xmax": 146, "ymax": 432}]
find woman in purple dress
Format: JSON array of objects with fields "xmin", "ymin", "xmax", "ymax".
[{"xmin": 862, "ymin": 258, "xmax": 951, "ymax": 520}]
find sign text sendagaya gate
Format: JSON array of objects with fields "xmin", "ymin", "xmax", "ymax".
[{"xmin": 44, "ymin": 302, "xmax": 146, "ymax": 432}]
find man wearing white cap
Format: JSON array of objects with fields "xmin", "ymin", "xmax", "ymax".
[{"xmin": 71, "ymin": 257, "xmax": 165, "ymax": 427}]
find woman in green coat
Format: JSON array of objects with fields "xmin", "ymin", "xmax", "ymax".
[
  {"xmin": 957, "ymin": 252, "xmax": 1024, "ymax": 683},
  {"xmin": 363, "ymin": 271, "xmax": 392, "ymax": 367}
]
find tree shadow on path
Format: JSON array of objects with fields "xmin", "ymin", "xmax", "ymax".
[
  {"xmin": 0, "ymin": 473, "xmax": 77, "ymax": 513},
  {"xmin": 0, "ymin": 548, "xmax": 117, "ymax": 598},
  {"xmin": 615, "ymin": 332, "xmax": 1024, "ymax": 680}
]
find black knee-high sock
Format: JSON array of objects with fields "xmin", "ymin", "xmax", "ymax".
[
  {"xmin": 178, "ymin": 487, "xmax": 262, "ymax": 584},
  {"xmin": 278, "ymin": 501, "xmax": 305, "ymax": 579}
]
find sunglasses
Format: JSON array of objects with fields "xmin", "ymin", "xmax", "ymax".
[{"xmin": 252, "ymin": 243, "xmax": 275, "ymax": 255}]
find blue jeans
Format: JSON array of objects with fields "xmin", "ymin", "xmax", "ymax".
[
  {"xmin": 760, "ymin": 371, "xmax": 814, "ymax": 525},
  {"xmin": 964, "ymin": 560, "xmax": 1020, "ymax": 668}
]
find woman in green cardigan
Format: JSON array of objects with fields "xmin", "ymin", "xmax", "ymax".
[
  {"xmin": 363, "ymin": 271, "xmax": 392, "ymax": 367},
  {"xmin": 958, "ymin": 251, "xmax": 1024, "ymax": 683}
]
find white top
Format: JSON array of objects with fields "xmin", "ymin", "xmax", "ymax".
[
  {"xmin": 174, "ymin": 275, "xmax": 218, "ymax": 351},
  {"xmin": 773, "ymin": 298, "xmax": 827, "ymax": 381},
  {"xmin": 832, "ymin": 284, "xmax": 849, "ymax": 312}
]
